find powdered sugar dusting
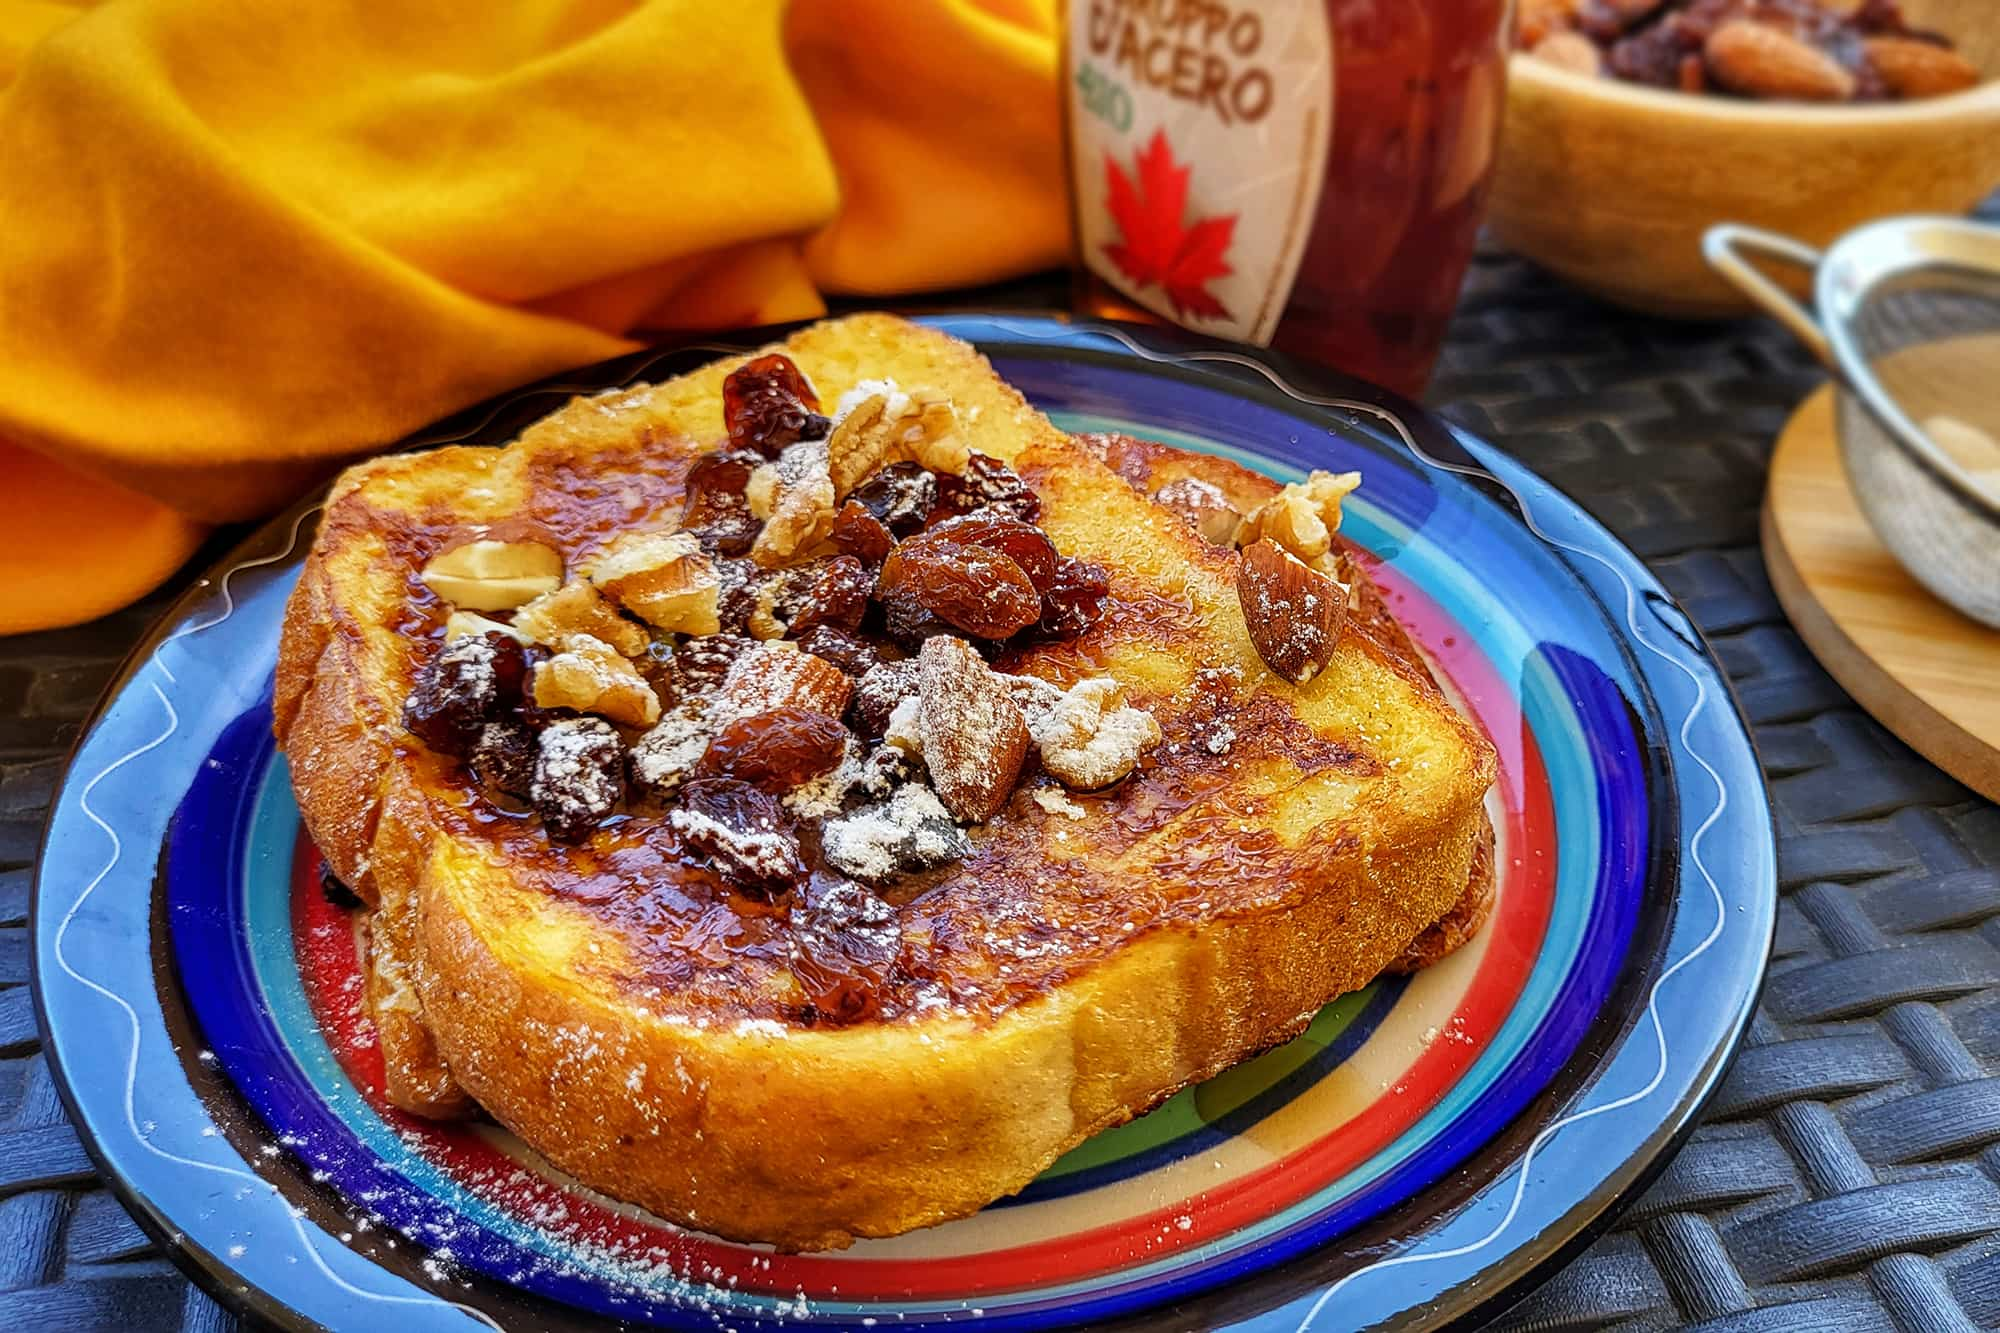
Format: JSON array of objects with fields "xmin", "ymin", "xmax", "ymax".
[{"xmin": 821, "ymin": 783, "xmax": 969, "ymax": 884}]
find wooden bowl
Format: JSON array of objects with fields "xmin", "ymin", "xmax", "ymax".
[{"xmin": 1488, "ymin": 0, "xmax": 2000, "ymax": 317}]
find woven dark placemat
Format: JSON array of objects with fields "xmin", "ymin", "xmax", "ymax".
[{"xmin": 6, "ymin": 244, "xmax": 2000, "ymax": 1332}]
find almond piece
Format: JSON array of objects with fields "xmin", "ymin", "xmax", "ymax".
[
  {"xmin": 1705, "ymin": 20, "xmax": 1855, "ymax": 101},
  {"xmin": 916, "ymin": 635, "xmax": 1029, "ymax": 823},
  {"xmin": 712, "ymin": 640, "xmax": 854, "ymax": 722},
  {"xmin": 513, "ymin": 579, "xmax": 650, "ymax": 658},
  {"xmin": 532, "ymin": 634, "xmax": 661, "ymax": 727},
  {"xmin": 1532, "ymin": 30, "xmax": 1603, "ymax": 77},
  {"xmin": 1516, "ymin": 0, "xmax": 1580, "ymax": 49},
  {"xmin": 420, "ymin": 538, "xmax": 563, "ymax": 611},
  {"xmin": 1237, "ymin": 538, "xmax": 1348, "ymax": 685},
  {"xmin": 1865, "ymin": 36, "xmax": 1979, "ymax": 100},
  {"xmin": 443, "ymin": 610, "xmax": 528, "ymax": 643},
  {"xmin": 588, "ymin": 530, "xmax": 721, "ymax": 635},
  {"xmin": 1152, "ymin": 477, "xmax": 1244, "ymax": 546}
]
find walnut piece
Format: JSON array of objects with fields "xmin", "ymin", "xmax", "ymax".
[
  {"xmin": 532, "ymin": 633, "xmax": 661, "ymax": 727},
  {"xmin": 826, "ymin": 391, "xmax": 968, "ymax": 499},
  {"xmin": 1238, "ymin": 470, "xmax": 1361, "ymax": 574},
  {"xmin": 513, "ymin": 579, "xmax": 649, "ymax": 659},
  {"xmin": 749, "ymin": 439, "xmax": 836, "ymax": 569},
  {"xmin": 588, "ymin": 530, "xmax": 720, "ymax": 635},
  {"xmin": 421, "ymin": 538, "xmax": 563, "ymax": 611},
  {"xmin": 1027, "ymin": 677, "xmax": 1161, "ymax": 791}
]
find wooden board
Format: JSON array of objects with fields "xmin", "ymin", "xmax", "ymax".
[{"xmin": 1764, "ymin": 385, "xmax": 2000, "ymax": 801}]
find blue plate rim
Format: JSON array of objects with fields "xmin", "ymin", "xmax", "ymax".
[{"xmin": 29, "ymin": 313, "xmax": 1778, "ymax": 1333}]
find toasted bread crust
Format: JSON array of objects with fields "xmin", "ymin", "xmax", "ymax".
[
  {"xmin": 277, "ymin": 315, "xmax": 1498, "ymax": 1249},
  {"xmin": 415, "ymin": 797, "xmax": 1484, "ymax": 1249},
  {"xmin": 1075, "ymin": 432, "xmax": 1500, "ymax": 967}
]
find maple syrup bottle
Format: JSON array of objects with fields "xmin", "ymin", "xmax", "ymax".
[{"xmin": 1063, "ymin": 1, "xmax": 1514, "ymax": 399}]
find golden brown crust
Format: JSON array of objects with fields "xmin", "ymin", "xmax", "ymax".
[
  {"xmin": 1074, "ymin": 430, "xmax": 1500, "ymax": 961},
  {"xmin": 416, "ymin": 800, "xmax": 1484, "ymax": 1249},
  {"xmin": 277, "ymin": 315, "xmax": 1498, "ymax": 1250}
]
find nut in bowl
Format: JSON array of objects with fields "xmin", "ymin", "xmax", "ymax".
[{"xmin": 1493, "ymin": 0, "xmax": 2000, "ymax": 316}]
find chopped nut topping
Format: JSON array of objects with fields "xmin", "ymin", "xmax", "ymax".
[
  {"xmin": 1027, "ymin": 678, "xmax": 1161, "ymax": 791},
  {"xmin": 513, "ymin": 579, "xmax": 650, "ymax": 659},
  {"xmin": 628, "ymin": 701, "xmax": 713, "ymax": 801},
  {"xmin": 827, "ymin": 390, "xmax": 968, "ymax": 498},
  {"xmin": 749, "ymin": 439, "xmax": 837, "ymax": 569},
  {"xmin": 821, "ymin": 783, "xmax": 970, "ymax": 885},
  {"xmin": 588, "ymin": 530, "xmax": 721, "ymax": 636},
  {"xmin": 443, "ymin": 609, "xmax": 527, "ymax": 643},
  {"xmin": 421, "ymin": 538, "xmax": 563, "ymax": 611},
  {"xmin": 713, "ymin": 640, "xmax": 854, "ymax": 722},
  {"xmin": 1238, "ymin": 470, "xmax": 1361, "ymax": 575},
  {"xmin": 916, "ymin": 635, "xmax": 1029, "ymax": 823},
  {"xmin": 401, "ymin": 359, "xmax": 1170, "ymax": 866},
  {"xmin": 532, "ymin": 633, "xmax": 662, "ymax": 727},
  {"xmin": 1153, "ymin": 476, "xmax": 1243, "ymax": 546}
]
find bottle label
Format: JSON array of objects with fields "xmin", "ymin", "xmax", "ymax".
[{"xmin": 1066, "ymin": 1, "xmax": 1334, "ymax": 346}]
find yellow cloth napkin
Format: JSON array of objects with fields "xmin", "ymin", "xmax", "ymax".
[{"xmin": 0, "ymin": 0, "xmax": 1064, "ymax": 633}]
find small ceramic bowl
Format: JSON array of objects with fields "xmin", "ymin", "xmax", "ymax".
[{"xmin": 1489, "ymin": 0, "xmax": 2000, "ymax": 317}]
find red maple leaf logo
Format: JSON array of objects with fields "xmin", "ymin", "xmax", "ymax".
[{"xmin": 1102, "ymin": 129, "xmax": 1237, "ymax": 322}]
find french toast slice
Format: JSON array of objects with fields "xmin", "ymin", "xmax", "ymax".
[
  {"xmin": 276, "ymin": 314, "xmax": 1497, "ymax": 1250},
  {"xmin": 1073, "ymin": 432, "xmax": 1499, "ymax": 973}
]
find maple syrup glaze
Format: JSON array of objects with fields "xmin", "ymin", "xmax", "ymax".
[
  {"xmin": 424, "ymin": 659, "xmax": 1379, "ymax": 1025},
  {"xmin": 349, "ymin": 424, "xmax": 1419, "ymax": 1027}
]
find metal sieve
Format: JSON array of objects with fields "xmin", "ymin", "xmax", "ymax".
[{"xmin": 1706, "ymin": 216, "xmax": 2000, "ymax": 628}]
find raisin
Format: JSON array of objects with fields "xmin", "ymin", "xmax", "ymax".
[
  {"xmin": 847, "ymin": 461, "xmax": 938, "ymax": 537},
  {"xmin": 682, "ymin": 450, "xmax": 763, "ymax": 556},
  {"xmin": 857, "ymin": 743, "xmax": 919, "ymax": 798},
  {"xmin": 723, "ymin": 354, "xmax": 827, "ymax": 458},
  {"xmin": 403, "ymin": 632, "xmax": 528, "ymax": 756},
  {"xmin": 318, "ymin": 863, "xmax": 364, "ymax": 911},
  {"xmin": 470, "ymin": 719, "xmax": 537, "ymax": 800},
  {"xmin": 531, "ymin": 717, "xmax": 623, "ymax": 842},
  {"xmin": 849, "ymin": 660, "xmax": 920, "ymax": 739},
  {"xmin": 771, "ymin": 555, "xmax": 871, "ymax": 637},
  {"xmin": 1037, "ymin": 557, "xmax": 1110, "ymax": 639},
  {"xmin": 788, "ymin": 874, "xmax": 901, "ymax": 1025},
  {"xmin": 714, "ymin": 558, "xmax": 761, "ymax": 635},
  {"xmin": 923, "ymin": 512, "xmax": 1059, "ymax": 593},
  {"xmin": 936, "ymin": 453, "xmax": 1040, "ymax": 523},
  {"xmin": 796, "ymin": 624, "xmax": 883, "ymax": 680},
  {"xmin": 830, "ymin": 500, "xmax": 895, "ymax": 565},
  {"xmin": 668, "ymin": 634, "xmax": 754, "ymax": 697},
  {"xmin": 875, "ymin": 586, "xmax": 953, "ymax": 654},
  {"xmin": 877, "ymin": 539, "xmax": 1041, "ymax": 640},
  {"xmin": 696, "ymin": 707, "xmax": 848, "ymax": 793},
  {"xmin": 819, "ymin": 783, "xmax": 970, "ymax": 885},
  {"xmin": 669, "ymin": 777, "xmax": 806, "ymax": 896}
]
